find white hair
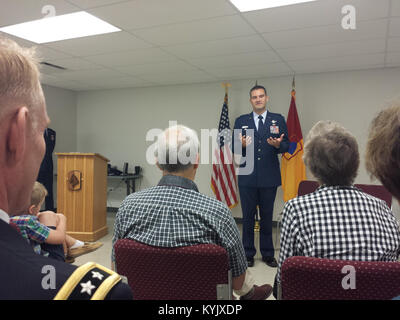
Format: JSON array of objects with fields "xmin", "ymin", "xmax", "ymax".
[
  {"xmin": 0, "ymin": 36, "xmax": 44, "ymax": 128},
  {"xmin": 156, "ymin": 125, "xmax": 200, "ymax": 172}
]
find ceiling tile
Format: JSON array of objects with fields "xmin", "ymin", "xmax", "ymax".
[
  {"xmin": 386, "ymin": 52, "xmax": 400, "ymax": 66},
  {"xmin": 132, "ymin": 15, "xmax": 255, "ymax": 46},
  {"xmin": 139, "ymin": 70, "xmax": 217, "ymax": 85},
  {"xmin": 262, "ymin": 19, "xmax": 388, "ymax": 50},
  {"xmin": 388, "ymin": 37, "xmax": 400, "ymax": 52},
  {"xmin": 54, "ymin": 67, "xmax": 127, "ymax": 81},
  {"xmin": 278, "ymin": 38, "xmax": 387, "ymax": 61},
  {"xmin": 205, "ymin": 63, "xmax": 292, "ymax": 78},
  {"xmin": 114, "ymin": 60, "xmax": 198, "ymax": 76},
  {"xmin": 187, "ymin": 51, "xmax": 282, "ymax": 69},
  {"xmin": 392, "ymin": 0, "xmax": 400, "ymax": 17},
  {"xmin": 84, "ymin": 47, "xmax": 176, "ymax": 67},
  {"xmin": 43, "ymin": 57, "xmax": 102, "ymax": 70},
  {"xmin": 66, "ymin": 0, "xmax": 128, "ymax": 9},
  {"xmin": 163, "ymin": 35, "xmax": 272, "ymax": 59},
  {"xmin": 243, "ymin": 0, "xmax": 390, "ymax": 34},
  {"xmin": 389, "ymin": 17, "xmax": 400, "ymax": 37},
  {"xmin": 37, "ymin": 45, "xmax": 74, "ymax": 60},
  {"xmin": 77, "ymin": 75, "xmax": 157, "ymax": 88},
  {"xmin": 45, "ymin": 31, "xmax": 153, "ymax": 56},
  {"xmin": 288, "ymin": 54, "xmax": 385, "ymax": 73},
  {"xmin": 89, "ymin": 0, "xmax": 237, "ymax": 30},
  {"xmin": 0, "ymin": 0, "xmax": 80, "ymax": 27}
]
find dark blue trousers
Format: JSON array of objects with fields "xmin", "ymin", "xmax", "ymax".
[{"xmin": 239, "ymin": 186, "xmax": 277, "ymax": 259}]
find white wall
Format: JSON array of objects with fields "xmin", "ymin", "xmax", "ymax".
[
  {"xmin": 42, "ymin": 84, "xmax": 78, "ymax": 153},
  {"xmin": 41, "ymin": 84, "xmax": 78, "ymax": 208},
  {"xmin": 75, "ymin": 67, "xmax": 400, "ymax": 219}
]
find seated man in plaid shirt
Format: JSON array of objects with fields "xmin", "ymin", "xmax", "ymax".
[
  {"xmin": 112, "ymin": 125, "xmax": 272, "ymax": 300},
  {"xmin": 275, "ymin": 120, "xmax": 400, "ymax": 297}
]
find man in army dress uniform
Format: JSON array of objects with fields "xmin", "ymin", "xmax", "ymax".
[{"xmin": 0, "ymin": 36, "xmax": 132, "ymax": 299}]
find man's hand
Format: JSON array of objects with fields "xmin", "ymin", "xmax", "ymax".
[
  {"xmin": 267, "ymin": 134, "xmax": 285, "ymax": 149},
  {"xmin": 239, "ymin": 133, "xmax": 252, "ymax": 148}
]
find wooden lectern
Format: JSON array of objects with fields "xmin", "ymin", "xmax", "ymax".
[{"xmin": 56, "ymin": 153, "xmax": 109, "ymax": 241}]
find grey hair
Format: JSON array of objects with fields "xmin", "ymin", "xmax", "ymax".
[
  {"xmin": 156, "ymin": 125, "xmax": 200, "ymax": 173},
  {"xmin": 303, "ymin": 120, "xmax": 359, "ymax": 186},
  {"xmin": 0, "ymin": 36, "xmax": 44, "ymax": 128}
]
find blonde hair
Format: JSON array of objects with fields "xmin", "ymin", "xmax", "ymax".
[
  {"xmin": 0, "ymin": 36, "xmax": 44, "ymax": 127},
  {"xmin": 366, "ymin": 101, "xmax": 400, "ymax": 200},
  {"xmin": 31, "ymin": 182, "xmax": 48, "ymax": 207}
]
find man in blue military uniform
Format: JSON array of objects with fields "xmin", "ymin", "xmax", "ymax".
[
  {"xmin": 0, "ymin": 36, "xmax": 132, "ymax": 299},
  {"xmin": 37, "ymin": 127, "xmax": 56, "ymax": 211},
  {"xmin": 233, "ymin": 85, "xmax": 289, "ymax": 268}
]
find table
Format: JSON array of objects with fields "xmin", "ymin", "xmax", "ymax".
[{"xmin": 107, "ymin": 174, "xmax": 142, "ymax": 195}]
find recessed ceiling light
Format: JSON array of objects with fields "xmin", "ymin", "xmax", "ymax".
[
  {"xmin": 0, "ymin": 11, "xmax": 121, "ymax": 44},
  {"xmin": 230, "ymin": 0, "xmax": 318, "ymax": 12}
]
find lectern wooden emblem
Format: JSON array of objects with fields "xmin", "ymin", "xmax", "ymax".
[{"xmin": 67, "ymin": 170, "xmax": 82, "ymax": 191}]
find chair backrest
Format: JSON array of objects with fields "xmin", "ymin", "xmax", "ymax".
[
  {"xmin": 297, "ymin": 180, "xmax": 320, "ymax": 197},
  {"xmin": 281, "ymin": 256, "xmax": 400, "ymax": 300},
  {"xmin": 114, "ymin": 239, "xmax": 232, "ymax": 300},
  {"xmin": 354, "ymin": 184, "xmax": 392, "ymax": 208}
]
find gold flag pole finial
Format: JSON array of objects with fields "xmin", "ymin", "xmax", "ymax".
[
  {"xmin": 291, "ymin": 75, "xmax": 296, "ymax": 98},
  {"xmin": 221, "ymin": 82, "xmax": 231, "ymax": 95}
]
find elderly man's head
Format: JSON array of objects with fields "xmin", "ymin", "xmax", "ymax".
[
  {"xmin": 303, "ymin": 120, "xmax": 359, "ymax": 186},
  {"xmin": 0, "ymin": 36, "xmax": 49, "ymax": 214},
  {"xmin": 366, "ymin": 101, "xmax": 400, "ymax": 201},
  {"xmin": 155, "ymin": 125, "xmax": 200, "ymax": 174}
]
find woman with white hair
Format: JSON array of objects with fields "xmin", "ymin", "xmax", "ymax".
[{"xmin": 274, "ymin": 120, "xmax": 400, "ymax": 296}]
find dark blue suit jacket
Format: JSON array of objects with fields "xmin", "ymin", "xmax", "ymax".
[{"xmin": 233, "ymin": 111, "xmax": 289, "ymax": 188}]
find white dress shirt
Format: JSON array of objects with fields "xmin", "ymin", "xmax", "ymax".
[{"xmin": 253, "ymin": 110, "xmax": 268, "ymax": 131}]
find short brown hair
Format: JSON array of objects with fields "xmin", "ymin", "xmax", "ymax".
[
  {"xmin": 366, "ymin": 101, "xmax": 400, "ymax": 200},
  {"xmin": 303, "ymin": 121, "xmax": 359, "ymax": 186},
  {"xmin": 31, "ymin": 182, "xmax": 48, "ymax": 207}
]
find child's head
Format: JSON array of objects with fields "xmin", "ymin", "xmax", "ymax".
[{"xmin": 29, "ymin": 182, "xmax": 47, "ymax": 215}]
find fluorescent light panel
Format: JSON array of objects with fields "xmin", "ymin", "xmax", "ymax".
[
  {"xmin": 0, "ymin": 11, "xmax": 121, "ymax": 44},
  {"xmin": 230, "ymin": 0, "xmax": 318, "ymax": 12}
]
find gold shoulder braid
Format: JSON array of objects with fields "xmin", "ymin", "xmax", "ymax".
[{"xmin": 54, "ymin": 262, "xmax": 122, "ymax": 300}]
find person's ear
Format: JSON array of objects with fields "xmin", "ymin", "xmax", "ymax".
[
  {"xmin": 156, "ymin": 161, "xmax": 162, "ymax": 171},
  {"xmin": 28, "ymin": 205, "xmax": 36, "ymax": 215},
  {"xmin": 266, "ymin": 96, "xmax": 270, "ymax": 103},
  {"xmin": 193, "ymin": 153, "xmax": 200, "ymax": 170},
  {"xmin": 7, "ymin": 107, "xmax": 28, "ymax": 166}
]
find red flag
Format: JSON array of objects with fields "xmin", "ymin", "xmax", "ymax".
[{"xmin": 281, "ymin": 90, "xmax": 307, "ymax": 202}]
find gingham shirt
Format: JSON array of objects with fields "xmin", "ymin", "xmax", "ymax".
[
  {"xmin": 277, "ymin": 185, "xmax": 400, "ymax": 283},
  {"xmin": 9, "ymin": 215, "xmax": 50, "ymax": 256},
  {"xmin": 112, "ymin": 175, "xmax": 247, "ymax": 277}
]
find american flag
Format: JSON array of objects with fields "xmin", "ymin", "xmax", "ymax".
[{"xmin": 211, "ymin": 93, "xmax": 238, "ymax": 209}]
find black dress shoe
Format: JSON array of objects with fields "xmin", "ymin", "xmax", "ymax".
[
  {"xmin": 262, "ymin": 256, "xmax": 278, "ymax": 268},
  {"xmin": 247, "ymin": 258, "xmax": 254, "ymax": 267}
]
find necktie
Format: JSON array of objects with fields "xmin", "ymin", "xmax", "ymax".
[{"xmin": 258, "ymin": 115, "xmax": 266, "ymax": 136}]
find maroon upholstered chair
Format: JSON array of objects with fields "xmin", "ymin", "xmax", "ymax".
[
  {"xmin": 297, "ymin": 180, "xmax": 320, "ymax": 196},
  {"xmin": 280, "ymin": 256, "xmax": 400, "ymax": 300},
  {"xmin": 114, "ymin": 239, "xmax": 232, "ymax": 300},
  {"xmin": 354, "ymin": 184, "xmax": 392, "ymax": 208}
]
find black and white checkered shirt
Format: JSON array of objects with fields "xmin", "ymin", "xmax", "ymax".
[
  {"xmin": 112, "ymin": 175, "xmax": 247, "ymax": 278},
  {"xmin": 277, "ymin": 185, "xmax": 400, "ymax": 283}
]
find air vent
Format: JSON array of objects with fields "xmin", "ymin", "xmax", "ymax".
[{"xmin": 40, "ymin": 61, "xmax": 68, "ymax": 75}]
